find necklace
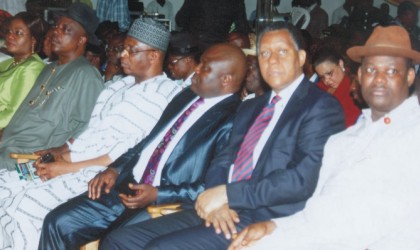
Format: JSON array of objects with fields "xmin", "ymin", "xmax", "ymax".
[
  {"xmin": 9, "ymin": 54, "xmax": 33, "ymax": 69},
  {"xmin": 28, "ymin": 67, "xmax": 57, "ymax": 106}
]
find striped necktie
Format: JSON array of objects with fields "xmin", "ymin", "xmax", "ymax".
[
  {"xmin": 140, "ymin": 97, "xmax": 204, "ymax": 185},
  {"xmin": 231, "ymin": 95, "xmax": 281, "ymax": 182}
]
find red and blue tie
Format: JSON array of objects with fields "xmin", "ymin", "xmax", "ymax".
[
  {"xmin": 232, "ymin": 95, "xmax": 281, "ymax": 182},
  {"xmin": 140, "ymin": 97, "xmax": 204, "ymax": 184}
]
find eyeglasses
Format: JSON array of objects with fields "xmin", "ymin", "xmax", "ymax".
[
  {"xmin": 169, "ymin": 57, "xmax": 186, "ymax": 66},
  {"xmin": 123, "ymin": 47, "xmax": 156, "ymax": 57},
  {"xmin": 106, "ymin": 45, "xmax": 125, "ymax": 54}
]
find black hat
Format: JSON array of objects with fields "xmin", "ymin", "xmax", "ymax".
[
  {"xmin": 95, "ymin": 20, "xmax": 119, "ymax": 39},
  {"xmin": 54, "ymin": 2, "xmax": 100, "ymax": 45},
  {"xmin": 168, "ymin": 32, "xmax": 200, "ymax": 56}
]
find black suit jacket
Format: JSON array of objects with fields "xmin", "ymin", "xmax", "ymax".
[
  {"xmin": 111, "ymin": 88, "xmax": 241, "ymax": 205},
  {"xmin": 205, "ymin": 78, "xmax": 345, "ymax": 221}
]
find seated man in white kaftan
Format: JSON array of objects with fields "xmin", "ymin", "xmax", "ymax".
[
  {"xmin": 228, "ymin": 25, "xmax": 420, "ymax": 250},
  {"xmin": 0, "ymin": 17, "xmax": 180, "ymax": 250}
]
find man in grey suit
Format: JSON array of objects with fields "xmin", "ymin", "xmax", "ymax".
[
  {"xmin": 97, "ymin": 22, "xmax": 346, "ymax": 250},
  {"xmin": 39, "ymin": 43, "xmax": 246, "ymax": 249}
]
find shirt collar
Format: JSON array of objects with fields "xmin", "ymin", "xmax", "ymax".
[
  {"xmin": 269, "ymin": 74, "xmax": 304, "ymax": 104},
  {"xmin": 360, "ymin": 96, "xmax": 419, "ymax": 125},
  {"xmin": 202, "ymin": 93, "xmax": 233, "ymax": 105}
]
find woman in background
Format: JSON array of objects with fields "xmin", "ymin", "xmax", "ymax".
[
  {"xmin": 0, "ymin": 12, "xmax": 47, "ymax": 129},
  {"xmin": 313, "ymin": 48, "xmax": 361, "ymax": 127}
]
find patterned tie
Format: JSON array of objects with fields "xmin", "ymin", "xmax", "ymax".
[
  {"xmin": 231, "ymin": 95, "xmax": 281, "ymax": 182},
  {"xmin": 140, "ymin": 97, "xmax": 204, "ymax": 185}
]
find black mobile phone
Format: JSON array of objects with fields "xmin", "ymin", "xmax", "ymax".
[{"xmin": 40, "ymin": 153, "xmax": 54, "ymax": 163}]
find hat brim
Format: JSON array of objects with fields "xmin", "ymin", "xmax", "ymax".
[
  {"xmin": 347, "ymin": 45, "xmax": 420, "ymax": 64},
  {"xmin": 53, "ymin": 11, "xmax": 100, "ymax": 46}
]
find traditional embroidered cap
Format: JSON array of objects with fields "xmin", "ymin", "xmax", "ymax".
[
  {"xmin": 128, "ymin": 18, "xmax": 170, "ymax": 52},
  {"xmin": 168, "ymin": 32, "xmax": 199, "ymax": 56},
  {"xmin": 54, "ymin": 2, "xmax": 100, "ymax": 45},
  {"xmin": 347, "ymin": 25, "xmax": 420, "ymax": 64}
]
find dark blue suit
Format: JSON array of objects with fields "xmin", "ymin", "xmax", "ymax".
[
  {"xmin": 98, "ymin": 78, "xmax": 346, "ymax": 250},
  {"xmin": 39, "ymin": 88, "xmax": 242, "ymax": 250}
]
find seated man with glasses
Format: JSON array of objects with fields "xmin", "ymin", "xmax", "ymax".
[
  {"xmin": 0, "ymin": 17, "xmax": 181, "ymax": 249},
  {"xmin": 166, "ymin": 32, "xmax": 200, "ymax": 88},
  {"xmin": 103, "ymin": 32, "xmax": 127, "ymax": 85}
]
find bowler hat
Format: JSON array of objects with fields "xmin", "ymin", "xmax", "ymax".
[
  {"xmin": 54, "ymin": 2, "xmax": 100, "ymax": 45},
  {"xmin": 347, "ymin": 25, "xmax": 420, "ymax": 64}
]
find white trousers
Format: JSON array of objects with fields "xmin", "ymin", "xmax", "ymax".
[{"xmin": 0, "ymin": 166, "xmax": 105, "ymax": 250}]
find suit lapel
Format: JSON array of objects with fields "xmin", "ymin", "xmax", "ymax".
[
  {"xmin": 143, "ymin": 88, "xmax": 197, "ymax": 145},
  {"xmin": 166, "ymin": 94, "xmax": 240, "ymax": 162},
  {"xmin": 253, "ymin": 79, "xmax": 310, "ymax": 175}
]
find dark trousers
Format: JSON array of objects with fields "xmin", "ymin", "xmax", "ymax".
[
  {"xmin": 100, "ymin": 209, "xmax": 255, "ymax": 250},
  {"xmin": 38, "ymin": 189, "xmax": 136, "ymax": 250}
]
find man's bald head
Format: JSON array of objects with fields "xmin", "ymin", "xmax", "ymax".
[{"xmin": 191, "ymin": 43, "xmax": 247, "ymax": 98}]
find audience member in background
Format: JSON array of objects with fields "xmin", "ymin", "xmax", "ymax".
[
  {"xmin": 147, "ymin": 0, "xmax": 175, "ymax": 31},
  {"xmin": 392, "ymin": 0, "xmax": 420, "ymax": 47},
  {"xmin": 380, "ymin": 2, "xmax": 393, "ymax": 24},
  {"xmin": 104, "ymin": 32, "xmax": 126, "ymax": 85},
  {"xmin": 241, "ymin": 44, "xmax": 269, "ymax": 100},
  {"xmin": 295, "ymin": 0, "xmax": 328, "ymax": 40},
  {"xmin": 332, "ymin": 0, "xmax": 358, "ymax": 25},
  {"xmin": 313, "ymin": 48, "xmax": 361, "ymax": 127},
  {"xmin": 0, "ymin": 17, "xmax": 180, "ymax": 250},
  {"xmin": 167, "ymin": 32, "xmax": 200, "ymax": 88},
  {"xmin": 85, "ymin": 43, "xmax": 106, "ymax": 74},
  {"xmin": 227, "ymin": 31, "xmax": 250, "ymax": 49},
  {"xmin": 0, "ymin": 9, "xmax": 11, "ymax": 57},
  {"xmin": 93, "ymin": 21, "xmax": 345, "ymax": 250},
  {"xmin": 42, "ymin": 27, "xmax": 57, "ymax": 63},
  {"xmin": 0, "ymin": 3, "xmax": 103, "ymax": 170},
  {"xmin": 229, "ymin": 25, "xmax": 420, "ymax": 250},
  {"xmin": 96, "ymin": 0, "xmax": 130, "ymax": 32},
  {"xmin": 176, "ymin": 0, "xmax": 250, "ymax": 51},
  {"xmin": 300, "ymin": 29, "xmax": 319, "ymax": 83},
  {"xmin": 348, "ymin": 0, "xmax": 388, "ymax": 33},
  {"xmin": 0, "ymin": 12, "xmax": 47, "ymax": 129},
  {"xmin": 95, "ymin": 20, "xmax": 119, "ymax": 47},
  {"xmin": 0, "ymin": 0, "xmax": 26, "ymax": 15},
  {"xmin": 40, "ymin": 43, "xmax": 245, "ymax": 249}
]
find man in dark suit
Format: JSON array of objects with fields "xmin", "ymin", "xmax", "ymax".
[
  {"xmin": 98, "ymin": 22, "xmax": 345, "ymax": 250},
  {"xmin": 38, "ymin": 43, "xmax": 246, "ymax": 249}
]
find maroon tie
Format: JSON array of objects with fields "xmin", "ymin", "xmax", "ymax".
[
  {"xmin": 231, "ymin": 95, "xmax": 281, "ymax": 181},
  {"xmin": 140, "ymin": 98, "xmax": 204, "ymax": 185}
]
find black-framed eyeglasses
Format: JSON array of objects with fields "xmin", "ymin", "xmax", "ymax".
[
  {"xmin": 123, "ymin": 47, "xmax": 156, "ymax": 57},
  {"xmin": 169, "ymin": 57, "xmax": 186, "ymax": 66}
]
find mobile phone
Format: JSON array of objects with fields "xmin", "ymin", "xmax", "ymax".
[{"xmin": 40, "ymin": 153, "xmax": 54, "ymax": 163}]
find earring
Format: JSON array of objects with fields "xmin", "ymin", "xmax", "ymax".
[{"xmin": 32, "ymin": 44, "xmax": 35, "ymax": 54}]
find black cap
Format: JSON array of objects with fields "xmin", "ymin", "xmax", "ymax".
[
  {"xmin": 168, "ymin": 32, "xmax": 200, "ymax": 56},
  {"xmin": 54, "ymin": 2, "xmax": 100, "ymax": 45}
]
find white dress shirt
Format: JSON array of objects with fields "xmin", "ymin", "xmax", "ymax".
[
  {"xmin": 228, "ymin": 74, "xmax": 304, "ymax": 182},
  {"xmin": 133, "ymin": 94, "xmax": 232, "ymax": 184}
]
